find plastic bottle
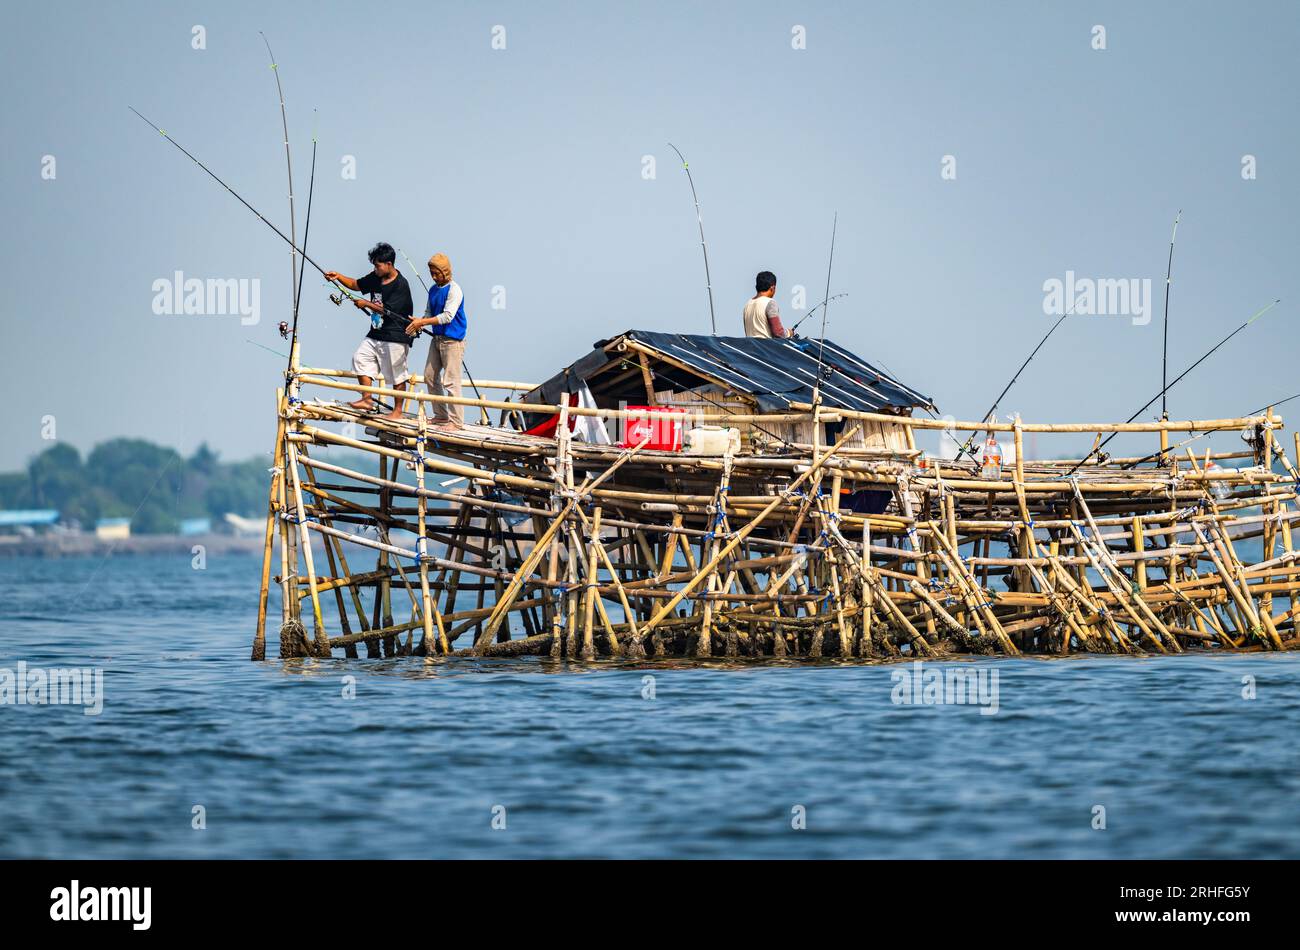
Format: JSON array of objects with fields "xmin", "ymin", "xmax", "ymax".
[
  {"xmin": 980, "ymin": 434, "xmax": 1003, "ymax": 480},
  {"xmin": 1204, "ymin": 461, "xmax": 1231, "ymax": 501}
]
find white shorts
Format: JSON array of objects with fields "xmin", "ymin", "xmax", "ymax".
[{"xmin": 351, "ymin": 338, "xmax": 411, "ymax": 386}]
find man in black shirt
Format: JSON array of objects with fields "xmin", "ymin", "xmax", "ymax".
[{"xmin": 325, "ymin": 242, "xmax": 415, "ymax": 420}]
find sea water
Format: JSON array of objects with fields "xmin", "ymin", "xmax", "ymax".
[{"xmin": 0, "ymin": 553, "xmax": 1297, "ymax": 859}]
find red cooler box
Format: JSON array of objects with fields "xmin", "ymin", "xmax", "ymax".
[{"xmin": 622, "ymin": 406, "xmax": 685, "ymax": 451}]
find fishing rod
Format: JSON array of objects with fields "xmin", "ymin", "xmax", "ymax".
[
  {"xmin": 789, "ymin": 293, "xmax": 850, "ymax": 334},
  {"xmin": 136, "ymin": 102, "xmax": 487, "ymax": 427},
  {"xmin": 1160, "ymin": 210, "xmax": 1181, "ymax": 420},
  {"xmin": 289, "ymin": 112, "xmax": 317, "ymax": 345},
  {"xmin": 323, "ymin": 280, "xmax": 416, "ymax": 333},
  {"xmin": 131, "ymin": 107, "xmax": 327, "ymax": 278},
  {"xmin": 1123, "ymin": 386, "xmax": 1300, "ymax": 470},
  {"xmin": 811, "ymin": 212, "xmax": 838, "ymax": 403},
  {"xmin": 400, "ymin": 246, "xmax": 428, "ymax": 295},
  {"xmin": 955, "ymin": 213, "xmax": 1181, "ymax": 463},
  {"xmin": 130, "ymin": 107, "xmax": 411, "ymax": 333},
  {"xmin": 398, "ymin": 246, "xmax": 490, "ymax": 424},
  {"xmin": 1251, "ymin": 391, "xmax": 1300, "ymax": 416},
  {"xmin": 1065, "ymin": 297, "xmax": 1282, "ymax": 476},
  {"xmin": 951, "ymin": 300, "xmax": 1082, "ymax": 462},
  {"xmin": 667, "ymin": 143, "xmax": 717, "ymax": 335},
  {"xmin": 260, "ymin": 33, "xmax": 298, "ymax": 322}
]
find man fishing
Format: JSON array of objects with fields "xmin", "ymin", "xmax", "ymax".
[
  {"xmin": 405, "ymin": 252, "xmax": 468, "ymax": 428},
  {"xmin": 324, "ymin": 242, "xmax": 415, "ymax": 420},
  {"xmin": 743, "ymin": 271, "xmax": 790, "ymax": 339}
]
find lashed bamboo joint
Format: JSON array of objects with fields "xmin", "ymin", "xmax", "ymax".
[{"xmin": 252, "ymin": 331, "xmax": 1300, "ymax": 662}]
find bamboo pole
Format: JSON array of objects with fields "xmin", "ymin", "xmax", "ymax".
[
  {"xmin": 285, "ymin": 438, "xmax": 331, "ymax": 657},
  {"xmin": 638, "ymin": 426, "xmax": 862, "ymax": 637},
  {"xmin": 258, "ymin": 344, "xmax": 1300, "ymax": 662},
  {"xmin": 253, "ymin": 389, "xmax": 289, "ymax": 660},
  {"xmin": 415, "ymin": 405, "xmax": 449, "ymax": 655}
]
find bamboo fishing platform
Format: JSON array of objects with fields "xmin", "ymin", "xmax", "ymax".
[{"xmin": 252, "ymin": 330, "xmax": 1300, "ymax": 661}]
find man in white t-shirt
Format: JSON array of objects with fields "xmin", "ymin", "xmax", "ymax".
[{"xmin": 743, "ymin": 271, "xmax": 789, "ymax": 339}]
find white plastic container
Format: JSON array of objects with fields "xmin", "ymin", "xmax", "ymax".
[{"xmin": 684, "ymin": 425, "xmax": 741, "ymax": 456}]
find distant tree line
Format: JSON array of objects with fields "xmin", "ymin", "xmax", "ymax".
[{"xmin": 0, "ymin": 440, "xmax": 269, "ymax": 534}]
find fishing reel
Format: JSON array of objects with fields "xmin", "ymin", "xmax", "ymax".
[
  {"xmin": 277, "ymin": 321, "xmax": 290, "ymax": 340},
  {"xmin": 326, "ymin": 278, "xmax": 346, "ymax": 307}
]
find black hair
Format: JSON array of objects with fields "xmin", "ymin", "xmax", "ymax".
[
  {"xmin": 755, "ymin": 271, "xmax": 777, "ymax": 293},
  {"xmin": 368, "ymin": 242, "xmax": 397, "ymax": 265}
]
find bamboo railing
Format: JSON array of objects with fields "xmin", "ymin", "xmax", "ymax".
[{"xmin": 252, "ymin": 345, "xmax": 1299, "ymax": 660}]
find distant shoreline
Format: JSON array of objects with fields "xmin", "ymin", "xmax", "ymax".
[{"xmin": 0, "ymin": 533, "xmax": 265, "ymax": 559}]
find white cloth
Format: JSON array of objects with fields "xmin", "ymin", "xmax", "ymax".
[
  {"xmin": 351, "ymin": 338, "xmax": 411, "ymax": 386},
  {"xmin": 571, "ymin": 383, "xmax": 612, "ymax": 444}
]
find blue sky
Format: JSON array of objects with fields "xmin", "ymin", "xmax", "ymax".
[{"xmin": 1, "ymin": 0, "xmax": 1296, "ymax": 468}]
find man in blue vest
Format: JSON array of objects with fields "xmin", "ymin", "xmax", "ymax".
[{"xmin": 405, "ymin": 252, "xmax": 468, "ymax": 428}]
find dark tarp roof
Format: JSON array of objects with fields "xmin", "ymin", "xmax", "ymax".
[{"xmin": 521, "ymin": 331, "xmax": 933, "ymax": 415}]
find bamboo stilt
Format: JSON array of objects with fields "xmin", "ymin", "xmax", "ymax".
[{"xmin": 253, "ymin": 356, "xmax": 1298, "ymax": 662}]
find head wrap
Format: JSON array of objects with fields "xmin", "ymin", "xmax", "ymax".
[{"xmin": 428, "ymin": 253, "xmax": 452, "ymax": 285}]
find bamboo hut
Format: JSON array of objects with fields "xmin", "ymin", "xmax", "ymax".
[{"xmin": 252, "ymin": 329, "xmax": 1300, "ymax": 661}]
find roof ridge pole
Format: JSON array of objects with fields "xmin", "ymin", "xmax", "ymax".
[{"xmin": 667, "ymin": 143, "xmax": 717, "ymax": 335}]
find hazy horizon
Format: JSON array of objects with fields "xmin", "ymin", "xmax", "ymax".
[{"xmin": 3, "ymin": 0, "xmax": 1297, "ymax": 472}]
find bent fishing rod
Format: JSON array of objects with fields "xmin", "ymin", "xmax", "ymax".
[
  {"xmin": 667, "ymin": 143, "xmax": 717, "ymax": 335},
  {"xmin": 1160, "ymin": 210, "xmax": 1181, "ymax": 420},
  {"xmin": 1064, "ymin": 297, "xmax": 1282, "ymax": 476},
  {"xmin": 251, "ymin": 42, "xmax": 407, "ymax": 348},
  {"xmin": 260, "ymin": 33, "xmax": 299, "ymax": 329}
]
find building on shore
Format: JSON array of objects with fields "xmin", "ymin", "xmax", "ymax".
[
  {"xmin": 95, "ymin": 518, "xmax": 131, "ymax": 541},
  {"xmin": 0, "ymin": 509, "xmax": 60, "ymax": 536}
]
